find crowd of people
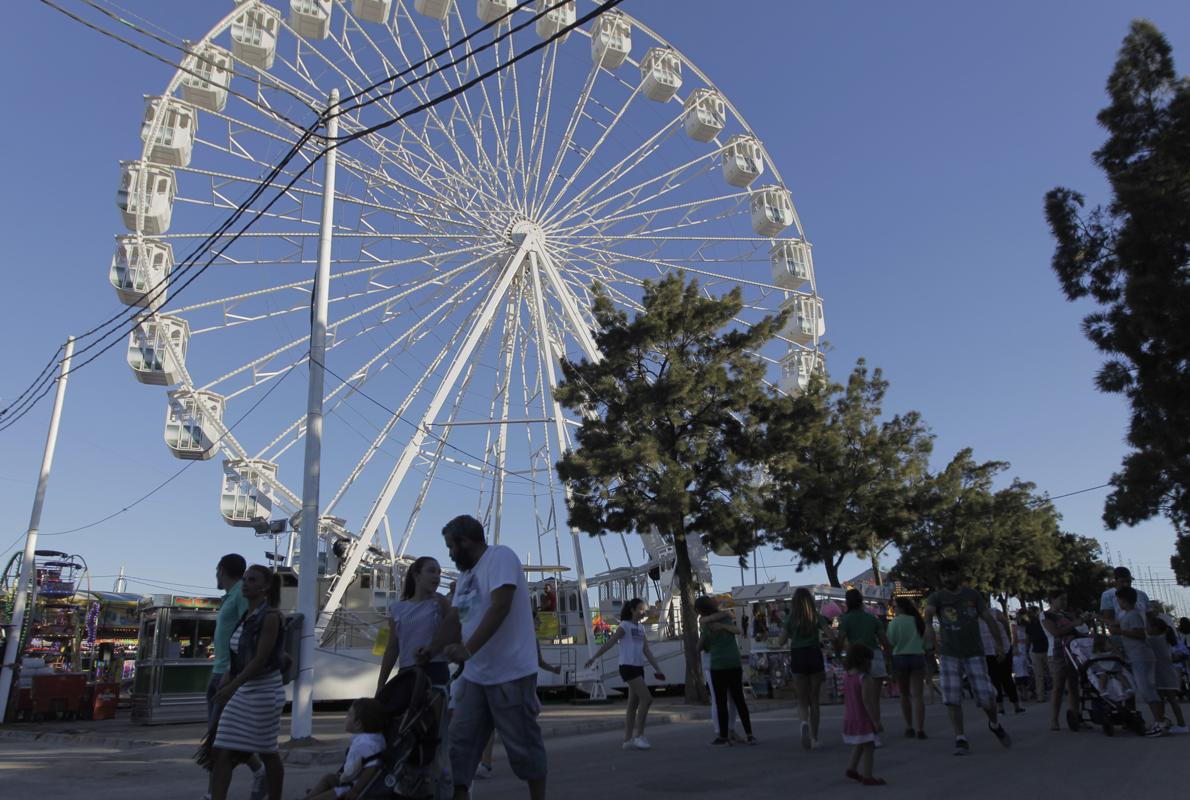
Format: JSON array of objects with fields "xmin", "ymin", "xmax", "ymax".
[{"xmin": 196, "ymin": 525, "xmax": 1190, "ymax": 800}]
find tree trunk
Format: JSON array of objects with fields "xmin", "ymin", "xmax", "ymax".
[
  {"xmin": 824, "ymin": 559, "xmax": 842, "ymax": 588},
  {"xmin": 672, "ymin": 529, "xmax": 709, "ymax": 704}
]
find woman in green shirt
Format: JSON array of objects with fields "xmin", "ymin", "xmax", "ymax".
[
  {"xmin": 696, "ymin": 596, "xmax": 756, "ymax": 745},
  {"xmin": 776, "ymin": 587, "xmax": 831, "ymax": 750},
  {"xmin": 887, "ymin": 596, "xmax": 927, "ymax": 739}
]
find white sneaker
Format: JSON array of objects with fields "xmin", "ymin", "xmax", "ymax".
[
  {"xmin": 248, "ymin": 769, "xmax": 267, "ymax": 800},
  {"xmin": 873, "ymin": 734, "xmax": 884, "ymax": 749},
  {"xmin": 810, "ymin": 737, "xmax": 821, "ymax": 750},
  {"xmin": 1168, "ymin": 725, "xmax": 1189, "ymax": 734},
  {"xmin": 622, "ymin": 740, "xmax": 639, "ymax": 751},
  {"xmin": 475, "ymin": 762, "xmax": 494, "ymax": 779},
  {"xmin": 633, "ymin": 736, "xmax": 652, "ymax": 750}
]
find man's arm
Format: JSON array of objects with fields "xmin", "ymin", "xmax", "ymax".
[
  {"xmin": 978, "ymin": 608, "xmax": 1005, "ymax": 657},
  {"xmin": 457, "ymin": 585, "xmax": 516, "ymax": 659},
  {"xmin": 922, "ymin": 605, "xmax": 937, "ymax": 651}
]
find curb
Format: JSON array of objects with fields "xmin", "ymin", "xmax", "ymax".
[
  {"xmin": 0, "ymin": 703, "xmax": 788, "ymax": 756},
  {"xmin": 0, "ymin": 728, "xmax": 163, "ymax": 750}
]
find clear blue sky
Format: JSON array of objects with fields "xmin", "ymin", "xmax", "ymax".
[{"xmin": 1, "ymin": 1, "xmax": 1187, "ymax": 611}]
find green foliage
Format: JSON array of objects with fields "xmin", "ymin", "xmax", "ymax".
[
  {"xmin": 893, "ymin": 450, "xmax": 1113, "ymax": 606},
  {"xmin": 759, "ymin": 359, "xmax": 933, "ymax": 587},
  {"xmin": 1043, "ymin": 20, "xmax": 1190, "ymax": 580},
  {"xmin": 554, "ymin": 273, "xmax": 781, "ymax": 700}
]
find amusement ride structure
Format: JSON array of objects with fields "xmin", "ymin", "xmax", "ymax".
[{"xmin": 109, "ymin": 0, "xmax": 824, "ymax": 729}]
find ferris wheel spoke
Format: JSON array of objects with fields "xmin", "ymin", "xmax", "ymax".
[
  {"xmin": 560, "ymin": 240, "xmax": 793, "ymax": 294},
  {"xmin": 261, "ymin": 263, "xmax": 500, "ymax": 474},
  {"xmin": 548, "ymin": 145, "xmax": 721, "ymax": 232},
  {"xmin": 552, "ymin": 189, "xmax": 751, "ymax": 240},
  {"xmin": 196, "ymin": 252, "xmax": 497, "ymax": 402},
  {"xmin": 270, "ymin": 27, "xmax": 500, "ymax": 214},
  {"xmin": 537, "ymin": 79, "xmax": 645, "ymax": 223},
  {"xmin": 324, "ymin": 3, "xmax": 509, "ymax": 208},
  {"xmin": 541, "ymin": 107, "xmax": 685, "ymax": 228},
  {"xmin": 524, "ymin": 37, "xmax": 560, "ymax": 217},
  {"xmin": 382, "ymin": 3, "xmax": 508, "ymax": 203},
  {"xmin": 532, "ymin": 55, "xmax": 603, "ymax": 218}
]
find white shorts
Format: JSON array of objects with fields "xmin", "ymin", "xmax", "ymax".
[{"xmin": 870, "ymin": 653, "xmax": 888, "ymax": 680}]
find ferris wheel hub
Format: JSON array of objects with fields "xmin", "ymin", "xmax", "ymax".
[{"xmin": 505, "ymin": 218, "xmax": 545, "ymax": 247}]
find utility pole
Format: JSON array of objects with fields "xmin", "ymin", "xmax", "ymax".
[
  {"xmin": 0, "ymin": 336, "xmax": 75, "ymax": 724},
  {"xmin": 291, "ymin": 90, "xmax": 338, "ymax": 742}
]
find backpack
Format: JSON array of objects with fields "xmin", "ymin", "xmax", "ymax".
[{"xmin": 279, "ymin": 612, "xmax": 303, "ymax": 686}]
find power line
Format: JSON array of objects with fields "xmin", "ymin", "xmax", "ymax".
[
  {"xmin": 40, "ymin": 0, "xmax": 317, "ymax": 126},
  {"xmin": 2, "ymin": 0, "xmax": 623, "ymax": 434},
  {"xmin": 0, "ymin": 362, "xmax": 298, "ymax": 560}
]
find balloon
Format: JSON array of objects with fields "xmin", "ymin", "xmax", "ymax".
[{"xmin": 821, "ymin": 601, "xmax": 843, "ymax": 619}]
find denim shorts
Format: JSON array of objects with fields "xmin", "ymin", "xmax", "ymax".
[
  {"xmin": 449, "ymin": 675, "xmax": 546, "ymax": 786},
  {"xmin": 893, "ymin": 654, "xmax": 926, "ymax": 675}
]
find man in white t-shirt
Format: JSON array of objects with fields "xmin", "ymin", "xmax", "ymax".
[
  {"xmin": 1100, "ymin": 566, "xmax": 1149, "ymax": 623},
  {"xmin": 440, "ymin": 515, "xmax": 545, "ymax": 800}
]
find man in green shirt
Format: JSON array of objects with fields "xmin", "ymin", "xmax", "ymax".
[
  {"xmin": 836, "ymin": 588, "xmax": 892, "ymax": 744},
  {"xmin": 204, "ymin": 553, "xmax": 265, "ymax": 800},
  {"xmin": 923, "ymin": 558, "xmax": 1011, "ymax": 756}
]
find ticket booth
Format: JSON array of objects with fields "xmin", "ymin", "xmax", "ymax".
[{"xmin": 131, "ymin": 594, "xmax": 220, "ymax": 724}]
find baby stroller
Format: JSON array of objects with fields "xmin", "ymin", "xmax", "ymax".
[
  {"xmin": 1062, "ymin": 637, "xmax": 1146, "ymax": 736},
  {"xmin": 359, "ymin": 667, "xmax": 451, "ymax": 799}
]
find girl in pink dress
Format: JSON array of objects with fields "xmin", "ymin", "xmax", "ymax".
[{"xmin": 843, "ymin": 644, "xmax": 886, "ymax": 786}]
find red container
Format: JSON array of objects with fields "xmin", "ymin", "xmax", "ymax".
[
  {"xmin": 32, "ymin": 673, "xmax": 87, "ymax": 719},
  {"xmin": 88, "ymin": 682, "xmax": 120, "ymax": 721}
]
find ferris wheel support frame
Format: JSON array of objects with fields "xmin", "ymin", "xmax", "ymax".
[
  {"xmin": 316, "ymin": 234, "xmax": 535, "ymax": 635},
  {"xmin": 293, "ymin": 89, "xmax": 338, "ymax": 743},
  {"xmin": 0, "ymin": 336, "xmax": 75, "ymax": 726}
]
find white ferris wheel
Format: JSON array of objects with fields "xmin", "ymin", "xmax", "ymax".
[{"xmin": 113, "ymin": 0, "xmax": 825, "ymax": 631}]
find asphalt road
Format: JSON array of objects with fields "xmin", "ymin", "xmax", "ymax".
[{"xmin": 2, "ymin": 699, "xmax": 1186, "ymax": 799}]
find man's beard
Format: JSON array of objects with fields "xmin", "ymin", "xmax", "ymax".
[{"xmin": 452, "ymin": 550, "xmax": 478, "ymax": 571}]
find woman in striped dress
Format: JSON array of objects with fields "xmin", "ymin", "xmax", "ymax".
[{"xmin": 211, "ymin": 564, "xmax": 286, "ymax": 800}]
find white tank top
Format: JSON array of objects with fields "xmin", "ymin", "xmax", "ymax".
[{"xmin": 618, "ymin": 620, "xmax": 646, "ymax": 667}]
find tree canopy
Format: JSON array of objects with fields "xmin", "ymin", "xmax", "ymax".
[
  {"xmin": 1043, "ymin": 20, "xmax": 1190, "ymax": 581},
  {"xmin": 554, "ymin": 273, "xmax": 781, "ymax": 700},
  {"xmin": 759, "ymin": 360, "xmax": 932, "ymax": 587}
]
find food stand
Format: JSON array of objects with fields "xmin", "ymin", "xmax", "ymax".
[{"xmin": 131, "ymin": 594, "xmax": 219, "ymax": 724}]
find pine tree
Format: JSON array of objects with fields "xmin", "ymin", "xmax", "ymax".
[
  {"xmin": 1044, "ymin": 20, "xmax": 1190, "ymax": 581},
  {"xmin": 759, "ymin": 360, "xmax": 933, "ymax": 587},
  {"xmin": 554, "ymin": 274, "xmax": 780, "ymax": 702}
]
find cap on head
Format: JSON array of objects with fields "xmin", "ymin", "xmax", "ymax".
[{"xmin": 1113, "ymin": 566, "xmax": 1132, "ymax": 580}]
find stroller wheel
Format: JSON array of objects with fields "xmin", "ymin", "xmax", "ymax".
[
  {"xmin": 1065, "ymin": 709, "xmax": 1081, "ymax": 732},
  {"xmin": 1102, "ymin": 722, "xmax": 1114, "ymax": 737}
]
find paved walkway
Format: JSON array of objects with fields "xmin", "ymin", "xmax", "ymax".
[{"xmin": 3, "ymin": 698, "xmax": 1186, "ymax": 798}]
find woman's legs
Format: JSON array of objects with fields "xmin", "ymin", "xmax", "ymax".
[
  {"xmin": 627, "ymin": 677, "xmax": 653, "ymax": 738},
  {"xmin": 481, "ymin": 733, "xmax": 495, "ymax": 768},
  {"xmin": 723, "ymin": 668, "xmax": 752, "ymax": 736},
  {"xmin": 1160, "ymin": 690, "xmax": 1185, "ymax": 726},
  {"xmin": 909, "ymin": 669, "xmax": 926, "ymax": 732},
  {"xmin": 986, "ymin": 656, "xmax": 1006, "ymax": 711},
  {"xmin": 1049, "ymin": 668, "xmax": 1067, "ymax": 729},
  {"xmin": 259, "ymin": 752, "xmax": 284, "ymax": 800},
  {"xmin": 210, "ymin": 749, "xmax": 234, "ymax": 800},
  {"xmin": 709, "ymin": 669, "xmax": 730, "ymax": 739},
  {"xmin": 808, "ymin": 673, "xmax": 824, "ymax": 740},
  {"xmin": 623, "ymin": 689, "xmax": 640, "ymax": 743},
  {"xmin": 999, "ymin": 658, "xmax": 1022, "ymax": 709},
  {"xmin": 896, "ymin": 671, "xmax": 913, "ymax": 731}
]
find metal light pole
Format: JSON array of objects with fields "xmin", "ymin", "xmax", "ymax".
[
  {"xmin": 0, "ymin": 336, "xmax": 75, "ymax": 724},
  {"xmin": 291, "ymin": 90, "xmax": 338, "ymax": 741}
]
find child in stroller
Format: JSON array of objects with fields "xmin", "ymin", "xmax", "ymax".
[
  {"xmin": 356, "ymin": 666, "xmax": 451, "ymax": 800},
  {"xmin": 305, "ymin": 698, "xmax": 388, "ymax": 799},
  {"xmin": 1062, "ymin": 636, "xmax": 1146, "ymax": 736}
]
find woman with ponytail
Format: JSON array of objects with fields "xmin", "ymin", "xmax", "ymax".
[
  {"xmin": 887, "ymin": 596, "xmax": 928, "ymax": 739},
  {"xmin": 376, "ymin": 557, "xmax": 451, "ymax": 707}
]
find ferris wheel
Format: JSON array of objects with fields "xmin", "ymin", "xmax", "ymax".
[{"xmin": 112, "ymin": 0, "xmax": 824, "ymax": 629}]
